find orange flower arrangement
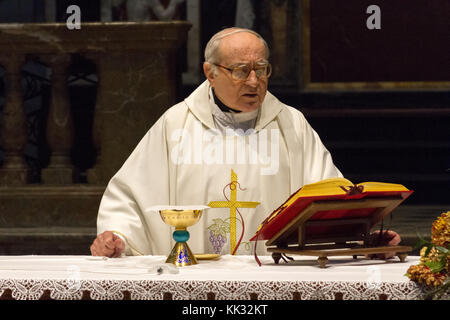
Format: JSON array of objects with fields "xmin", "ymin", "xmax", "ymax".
[{"xmin": 406, "ymin": 211, "xmax": 449, "ymax": 299}]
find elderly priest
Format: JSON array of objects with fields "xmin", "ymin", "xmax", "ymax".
[{"xmin": 90, "ymin": 28, "xmax": 399, "ymax": 258}]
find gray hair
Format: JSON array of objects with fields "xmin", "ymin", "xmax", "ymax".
[{"xmin": 204, "ymin": 28, "xmax": 270, "ymax": 67}]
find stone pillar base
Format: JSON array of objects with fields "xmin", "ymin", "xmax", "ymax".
[
  {"xmin": 86, "ymin": 168, "xmax": 105, "ymax": 185},
  {"xmin": 41, "ymin": 167, "xmax": 74, "ymax": 184},
  {"xmin": 0, "ymin": 168, "xmax": 29, "ymax": 186}
]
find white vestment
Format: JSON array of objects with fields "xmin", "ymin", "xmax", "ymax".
[{"xmin": 97, "ymin": 81, "xmax": 343, "ymax": 256}]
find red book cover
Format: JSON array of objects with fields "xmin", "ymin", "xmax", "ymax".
[{"xmin": 250, "ymin": 178, "xmax": 413, "ymax": 242}]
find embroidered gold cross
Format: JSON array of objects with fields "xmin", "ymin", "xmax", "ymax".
[{"xmin": 208, "ymin": 169, "xmax": 260, "ymax": 254}]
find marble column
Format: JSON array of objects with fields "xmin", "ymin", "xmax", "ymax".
[
  {"xmin": 101, "ymin": 0, "xmax": 114, "ymax": 22},
  {"xmin": 40, "ymin": 54, "xmax": 74, "ymax": 184},
  {"xmin": 270, "ymin": 0, "xmax": 288, "ymax": 79},
  {"xmin": 235, "ymin": 0, "xmax": 255, "ymax": 29},
  {"xmin": 0, "ymin": 55, "xmax": 29, "ymax": 185},
  {"xmin": 44, "ymin": 0, "xmax": 56, "ymax": 22},
  {"xmin": 183, "ymin": 0, "xmax": 201, "ymax": 84}
]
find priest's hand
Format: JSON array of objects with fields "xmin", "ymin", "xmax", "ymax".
[
  {"xmin": 90, "ymin": 231, "xmax": 125, "ymax": 258},
  {"xmin": 367, "ymin": 230, "xmax": 401, "ymax": 259}
]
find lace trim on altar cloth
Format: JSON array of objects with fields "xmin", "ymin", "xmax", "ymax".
[{"xmin": 1, "ymin": 279, "xmax": 448, "ymax": 300}]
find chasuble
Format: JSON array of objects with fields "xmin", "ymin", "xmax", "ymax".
[{"xmin": 97, "ymin": 81, "xmax": 343, "ymax": 256}]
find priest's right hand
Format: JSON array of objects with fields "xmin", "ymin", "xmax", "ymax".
[{"xmin": 90, "ymin": 231, "xmax": 125, "ymax": 258}]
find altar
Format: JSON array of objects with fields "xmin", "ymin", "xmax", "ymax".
[{"xmin": 0, "ymin": 254, "xmax": 434, "ymax": 300}]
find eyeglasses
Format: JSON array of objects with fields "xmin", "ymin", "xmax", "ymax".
[{"xmin": 213, "ymin": 62, "xmax": 272, "ymax": 81}]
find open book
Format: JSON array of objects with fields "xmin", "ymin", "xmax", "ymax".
[{"xmin": 250, "ymin": 177, "xmax": 413, "ymax": 243}]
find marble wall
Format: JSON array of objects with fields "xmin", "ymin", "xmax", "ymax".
[{"xmin": 0, "ymin": 21, "xmax": 190, "ymax": 254}]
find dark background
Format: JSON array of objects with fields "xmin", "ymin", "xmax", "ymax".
[
  {"xmin": 0, "ymin": 0, "xmax": 449, "ymax": 206},
  {"xmin": 310, "ymin": 0, "xmax": 450, "ymax": 82}
]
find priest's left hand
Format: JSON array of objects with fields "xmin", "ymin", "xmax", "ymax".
[{"xmin": 367, "ymin": 230, "xmax": 401, "ymax": 259}]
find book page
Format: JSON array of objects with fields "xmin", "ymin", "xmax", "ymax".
[{"xmin": 359, "ymin": 181, "xmax": 410, "ymax": 192}]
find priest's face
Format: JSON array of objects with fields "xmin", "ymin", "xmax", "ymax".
[{"xmin": 204, "ymin": 32, "xmax": 270, "ymax": 112}]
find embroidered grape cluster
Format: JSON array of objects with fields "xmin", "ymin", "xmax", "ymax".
[
  {"xmin": 207, "ymin": 218, "xmax": 229, "ymax": 254},
  {"xmin": 209, "ymin": 230, "xmax": 226, "ymax": 254}
]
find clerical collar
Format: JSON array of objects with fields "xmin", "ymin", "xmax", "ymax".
[{"xmin": 212, "ymin": 88, "xmax": 242, "ymax": 113}]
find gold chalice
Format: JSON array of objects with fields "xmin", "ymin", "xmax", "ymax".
[{"xmin": 156, "ymin": 206, "xmax": 209, "ymax": 267}]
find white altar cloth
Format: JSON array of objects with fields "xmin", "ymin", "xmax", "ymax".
[{"xmin": 0, "ymin": 255, "xmax": 430, "ymax": 300}]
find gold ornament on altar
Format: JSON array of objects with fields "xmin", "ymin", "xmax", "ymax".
[
  {"xmin": 147, "ymin": 205, "xmax": 209, "ymax": 267},
  {"xmin": 406, "ymin": 211, "xmax": 450, "ymax": 299}
]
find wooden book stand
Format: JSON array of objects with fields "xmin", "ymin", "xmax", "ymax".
[{"xmin": 266, "ymin": 196, "xmax": 412, "ymax": 268}]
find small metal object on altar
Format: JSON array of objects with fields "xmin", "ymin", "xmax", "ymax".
[{"xmin": 149, "ymin": 205, "xmax": 209, "ymax": 267}]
